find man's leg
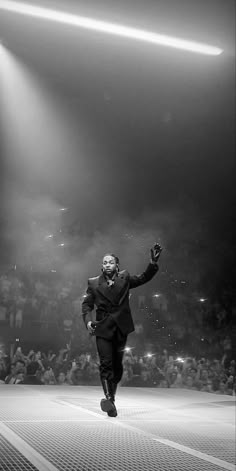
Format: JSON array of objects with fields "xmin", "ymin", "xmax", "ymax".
[
  {"xmin": 96, "ymin": 336, "xmax": 117, "ymax": 415},
  {"xmin": 105, "ymin": 330, "xmax": 127, "ymax": 416},
  {"xmin": 96, "ymin": 336, "xmax": 113, "ymax": 381},
  {"xmin": 112, "ymin": 330, "xmax": 127, "ymax": 387}
]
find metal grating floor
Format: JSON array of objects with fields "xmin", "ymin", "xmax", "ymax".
[
  {"xmin": 126, "ymin": 420, "xmax": 235, "ymax": 464},
  {"xmin": 5, "ymin": 422, "xmax": 230, "ymax": 471},
  {"xmin": 0, "ymin": 434, "xmax": 38, "ymax": 471},
  {"xmin": 0, "ymin": 386, "xmax": 235, "ymax": 471}
]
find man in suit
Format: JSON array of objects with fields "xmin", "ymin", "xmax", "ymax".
[{"xmin": 82, "ymin": 243, "xmax": 162, "ymax": 417}]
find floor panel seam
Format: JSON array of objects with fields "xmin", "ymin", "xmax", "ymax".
[
  {"xmin": 56, "ymin": 399, "xmax": 234, "ymax": 470},
  {"xmin": 0, "ymin": 422, "xmax": 59, "ymax": 471}
]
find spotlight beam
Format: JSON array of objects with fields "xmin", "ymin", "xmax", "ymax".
[{"xmin": 0, "ymin": 1, "xmax": 223, "ymax": 55}]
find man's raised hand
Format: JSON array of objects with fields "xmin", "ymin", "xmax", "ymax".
[{"xmin": 150, "ymin": 243, "xmax": 162, "ymax": 263}]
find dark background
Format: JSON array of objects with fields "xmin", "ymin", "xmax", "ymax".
[{"xmin": 0, "ymin": 0, "xmax": 235, "ymax": 302}]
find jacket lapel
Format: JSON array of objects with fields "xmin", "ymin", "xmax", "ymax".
[{"xmin": 97, "ymin": 272, "xmax": 128, "ymax": 305}]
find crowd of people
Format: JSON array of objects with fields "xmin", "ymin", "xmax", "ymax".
[
  {"xmin": 0, "ymin": 267, "xmax": 235, "ymax": 395},
  {"xmin": 0, "ymin": 345, "xmax": 235, "ymax": 395},
  {"xmin": 0, "ymin": 269, "xmax": 80, "ymax": 330}
]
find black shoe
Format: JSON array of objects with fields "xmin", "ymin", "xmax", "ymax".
[
  {"xmin": 107, "ymin": 405, "xmax": 117, "ymax": 417},
  {"xmin": 100, "ymin": 397, "xmax": 117, "ymax": 416},
  {"xmin": 100, "ymin": 397, "xmax": 116, "ymax": 413}
]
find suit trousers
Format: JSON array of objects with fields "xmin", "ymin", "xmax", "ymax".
[{"xmin": 96, "ymin": 328, "xmax": 127, "ymax": 384}]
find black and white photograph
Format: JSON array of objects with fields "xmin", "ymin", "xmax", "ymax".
[{"xmin": 0, "ymin": 1, "xmax": 235, "ymax": 470}]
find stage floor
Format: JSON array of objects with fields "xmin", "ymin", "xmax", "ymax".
[{"xmin": 0, "ymin": 385, "xmax": 235, "ymax": 471}]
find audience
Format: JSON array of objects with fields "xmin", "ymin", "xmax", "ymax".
[
  {"xmin": 0, "ymin": 344, "xmax": 234, "ymax": 395},
  {"xmin": 0, "ymin": 269, "xmax": 235, "ymax": 395},
  {"xmin": 23, "ymin": 361, "xmax": 44, "ymax": 385}
]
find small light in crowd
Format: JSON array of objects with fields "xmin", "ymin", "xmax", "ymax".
[
  {"xmin": 153, "ymin": 293, "xmax": 161, "ymax": 298},
  {"xmin": 50, "ymin": 269, "xmax": 57, "ymax": 273},
  {"xmin": 176, "ymin": 357, "xmax": 184, "ymax": 362},
  {"xmin": 60, "ymin": 207, "xmax": 68, "ymax": 212},
  {"xmin": 199, "ymin": 298, "xmax": 207, "ymax": 302},
  {"xmin": 146, "ymin": 353, "xmax": 153, "ymax": 358},
  {"xmin": 45, "ymin": 234, "xmax": 53, "ymax": 239},
  {"xmin": 15, "ymin": 338, "xmax": 20, "ymax": 342},
  {"xmin": 201, "ymin": 338, "xmax": 205, "ymax": 341},
  {"xmin": 58, "ymin": 243, "xmax": 65, "ymax": 247},
  {"xmin": 124, "ymin": 347, "xmax": 134, "ymax": 352}
]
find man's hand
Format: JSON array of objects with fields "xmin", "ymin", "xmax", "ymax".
[
  {"xmin": 87, "ymin": 321, "xmax": 96, "ymax": 335},
  {"xmin": 150, "ymin": 243, "xmax": 162, "ymax": 263}
]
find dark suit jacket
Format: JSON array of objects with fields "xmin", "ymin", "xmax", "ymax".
[{"xmin": 82, "ymin": 262, "xmax": 158, "ymax": 338}]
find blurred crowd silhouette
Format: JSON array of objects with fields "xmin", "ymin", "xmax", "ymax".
[
  {"xmin": 0, "ymin": 268, "xmax": 235, "ymax": 395},
  {"xmin": 0, "ymin": 345, "xmax": 235, "ymax": 395}
]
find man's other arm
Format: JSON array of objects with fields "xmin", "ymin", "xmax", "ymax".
[{"xmin": 81, "ymin": 281, "xmax": 95, "ymax": 327}]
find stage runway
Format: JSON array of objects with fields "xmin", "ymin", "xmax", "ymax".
[{"xmin": 0, "ymin": 385, "xmax": 235, "ymax": 471}]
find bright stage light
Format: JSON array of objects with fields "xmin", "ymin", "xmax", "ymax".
[{"xmin": 0, "ymin": 1, "xmax": 223, "ymax": 55}]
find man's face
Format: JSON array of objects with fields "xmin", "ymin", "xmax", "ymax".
[{"xmin": 102, "ymin": 255, "xmax": 117, "ymax": 276}]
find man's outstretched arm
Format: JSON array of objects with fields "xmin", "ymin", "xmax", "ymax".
[{"xmin": 129, "ymin": 243, "xmax": 162, "ymax": 289}]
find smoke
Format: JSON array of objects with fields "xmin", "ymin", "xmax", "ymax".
[
  {"xmin": 0, "ymin": 47, "xmax": 216, "ymax": 293},
  {"xmin": 0, "ymin": 46, "xmax": 89, "ymax": 271},
  {"xmin": 62, "ymin": 207, "xmax": 195, "ymax": 282},
  {"xmin": 1, "ymin": 179, "xmax": 213, "ymax": 300},
  {"xmin": 61, "ymin": 198, "xmax": 214, "ymax": 299},
  {"xmin": 2, "ymin": 189, "xmax": 63, "ymax": 270}
]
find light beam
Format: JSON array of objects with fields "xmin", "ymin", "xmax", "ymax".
[{"xmin": 0, "ymin": 1, "xmax": 223, "ymax": 55}]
